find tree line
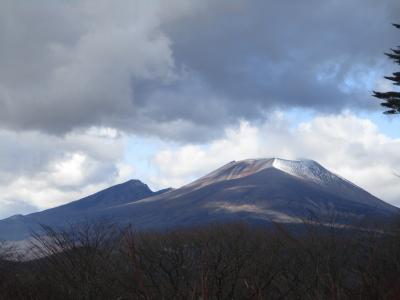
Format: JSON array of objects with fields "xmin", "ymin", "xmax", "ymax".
[{"xmin": 0, "ymin": 219, "xmax": 400, "ymax": 299}]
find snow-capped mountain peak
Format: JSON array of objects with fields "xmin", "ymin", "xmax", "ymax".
[
  {"xmin": 188, "ymin": 158, "xmax": 343, "ymax": 189},
  {"xmin": 271, "ymin": 158, "xmax": 338, "ymax": 184},
  {"xmin": 0, "ymin": 157, "xmax": 398, "ymax": 241}
]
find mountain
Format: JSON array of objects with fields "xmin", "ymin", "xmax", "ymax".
[
  {"xmin": 98, "ymin": 158, "xmax": 398, "ymax": 229},
  {"xmin": 0, "ymin": 158, "xmax": 398, "ymax": 241},
  {"xmin": 0, "ymin": 180, "xmax": 168, "ymax": 240}
]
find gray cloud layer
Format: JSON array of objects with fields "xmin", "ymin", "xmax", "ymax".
[
  {"xmin": 0, "ymin": 0, "xmax": 399, "ymax": 141},
  {"xmin": 0, "ymin": 127, "xmax": 133, "ymax": 218}
]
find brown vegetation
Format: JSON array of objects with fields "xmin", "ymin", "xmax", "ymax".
[{"xmin": 0, "ymin": 220, "xmax": 400, "ymax": 299}]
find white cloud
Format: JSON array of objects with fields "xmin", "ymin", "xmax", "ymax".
[
  {"xmin": 150, "ymin": 113, "xmax": 400, "ymax": 207},
  {"xmin": 1, "ymin": 112, "xmax": 399, "ymax": 219},
  {"xmin": 0, "ymin": 128, "xmax": 135, "ymax": 218}
]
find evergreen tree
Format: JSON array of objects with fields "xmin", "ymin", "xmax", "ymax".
[{"xmin": 373, "ymin": 24, "xmax": 400, "ymax": 114}]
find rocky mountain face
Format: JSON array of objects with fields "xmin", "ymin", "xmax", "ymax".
[{"xmin": 0, "ymin": 158, "xmax": 398, "ymax": 241}]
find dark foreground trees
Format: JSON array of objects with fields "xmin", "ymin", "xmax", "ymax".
[
  {"xmin": 0, "ymin": 221, "xmax": 400, "ymax": 299},
  {"xmin": 373, "ymin": 23, "xmax": 400, "ymax": 114}
]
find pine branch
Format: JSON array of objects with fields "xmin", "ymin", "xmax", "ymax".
[
  {"xmin": 383, "ymin": 109, "xmax": 399, "ymax": 114},
  {"xmin": 373, "ymin": 91, "xmax": 400, "ymax": 99},
  {"xmin": 372, "ymin": 23, "xmax": 400, "ymax": 115},
  {"xmin": 385, "ymin": 52, "xmax": 400, "ymax": 63},
  {"xmin": 384, "ymin": 74, "xmax": 400, "ymax": 84}
]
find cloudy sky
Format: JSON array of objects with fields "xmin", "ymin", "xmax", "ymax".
[{"xmin": 1, "ymin": 0, "xmax": 400, "ymax": 218}]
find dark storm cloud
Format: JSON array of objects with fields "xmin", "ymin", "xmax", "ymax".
[
  {"xmin": 159, "ymin": 0, "xmax": 400, "ymax": 116},
  {"xmin": 0, "ymin": 0, "xmax": 399, "ymax": 141}
]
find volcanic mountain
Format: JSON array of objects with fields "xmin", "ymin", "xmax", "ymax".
[{"xmin": 0, "ymin": 158, "xmax": 398, "ymax": 240}]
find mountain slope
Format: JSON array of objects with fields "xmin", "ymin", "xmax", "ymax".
[
  {"xmin": 0, "ymin": 158, "xmax": 398, "ymax": 241},
  {"xmin": 0, "ymin": 180, "xmax": 165, "ymax": 240},
  {"xmin": 99, "ymin": 158, "xmax": 398, "ymax": 229}
]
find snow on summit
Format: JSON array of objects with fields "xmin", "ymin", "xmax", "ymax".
[
  {"xmin": 188, "ymin": 158, "xmax": 344, "ymax": 189},
  {"xmin": 178, "ymin": 158, "xmax": 394, "ymax": 210},
  {"xmin": 271, "ymin": 158, "xmax": 345, "ymax": 186},
  {"xmin": 0, "ymin": 157, "xmax": 398, "ymax": 241}
]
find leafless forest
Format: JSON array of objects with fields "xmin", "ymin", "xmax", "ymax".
[{"xmin": 1, "ymin": 220, "xmax": 400, "ymax": 299}]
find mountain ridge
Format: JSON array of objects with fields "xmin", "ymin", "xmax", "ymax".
[
  {"xmin": 0, "ymin": 158, "xmax": 398, "ymax": 241},
  {"xmin": 0, "ymin": 179, "xmax": 168, "ymax": 240}
]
